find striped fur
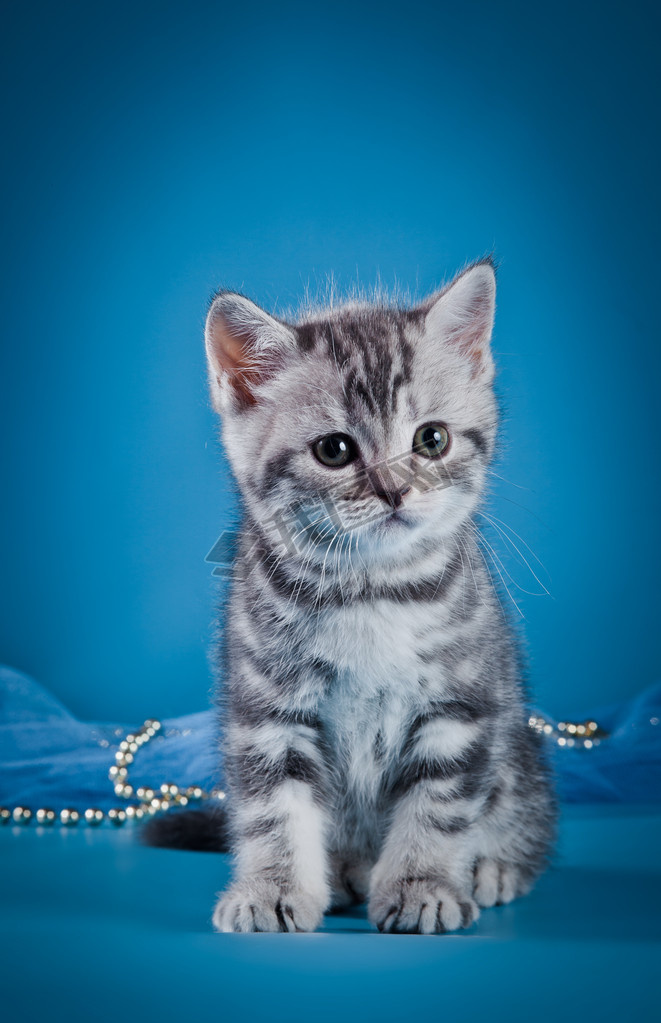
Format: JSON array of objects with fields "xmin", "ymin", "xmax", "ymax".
[{"xmin": 204, "ymin": 260, "xmax": 555, "ymax": 933}]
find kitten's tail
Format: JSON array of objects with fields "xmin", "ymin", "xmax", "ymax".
[{"xmin": 140, "ymin": 806, "xmax": 230, "ymax": 852}]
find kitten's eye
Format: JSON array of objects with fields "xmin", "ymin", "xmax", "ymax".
[
  {"xmin": 413, "ymin": 423, "xmax": 450, "ymax": 459},
  {"xmin": 312, "ymin": 433, "xmax": 357, "ymax": 468}
]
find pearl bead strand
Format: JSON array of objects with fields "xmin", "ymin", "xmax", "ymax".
[
  {"xmin": 0, "ymin": 717, "xmax": 226, "ymax": 829},
  {"xmin": 527, "ymin": 714, "xmax": 608, "ymax": 748}
]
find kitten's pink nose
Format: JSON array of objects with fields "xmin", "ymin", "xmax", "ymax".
[
  {"xmin": 365, "ymin": 467, "xmax": 412, "ymax": 508},
  {"xmin": 374, "ymin": 484, "xmax": 412, "ymax": 509}
]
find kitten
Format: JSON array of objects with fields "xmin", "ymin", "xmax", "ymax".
[{"xmin": 146, "ymin": 259, "xmax": 556, "ymax": 934}]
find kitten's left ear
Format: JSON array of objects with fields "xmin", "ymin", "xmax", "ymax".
[
  {"xmin": 423, "ymin": 260, "xmax": 496, "ymax": 379},
  {"xmin": 205, "ymin": 292, "xmax": 297, "ymax": 412}
]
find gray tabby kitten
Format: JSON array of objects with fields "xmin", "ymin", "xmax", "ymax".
[{"xmin": 155, "ymin": 259, "xmax": 555, "ymax": 934}]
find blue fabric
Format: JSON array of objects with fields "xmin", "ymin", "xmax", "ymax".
[
  {"xmin": 1, "ymin": 664, "xmax": 660, "ymax": 810},
  {"xmin": 0, "ymin": 666, "xmax": 220, "ymax": 811}
]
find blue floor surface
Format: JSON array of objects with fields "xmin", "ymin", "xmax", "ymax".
[{"xmin": 1, "ymin": 804, "xmax": 659, "ymax": 1023}]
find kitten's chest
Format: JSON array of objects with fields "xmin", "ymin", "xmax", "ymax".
[
  {"xmin": 312, "ymin": 601, "xmax": 423, "ymax": 682},
  {"xmin": 313, "ymin": 602, "xmax": 426, "ymax": 790}
]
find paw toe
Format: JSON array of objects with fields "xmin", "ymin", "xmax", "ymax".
[
  {"xmin": 473, "ymin": 858, "xmax": 532, "ymax": 907},
  {"xmin": 370, "ymin": 879, "xmax": 478, "ymax": 935},
  {"xmin": 213, "ymin": 881, "xmax": 323, "ymax": 933}
]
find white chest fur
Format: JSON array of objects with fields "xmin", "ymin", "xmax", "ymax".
[
  {"xmin": 313, "ymin": 601, "xmax": 423, "ymax": 681},
  {"xmin": 312, "ymin": 601, "xmax": 428, "ymax": 801}
]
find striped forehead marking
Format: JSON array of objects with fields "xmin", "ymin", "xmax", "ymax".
[{"xmin": 295, "ymin": 309, "xmax": 419, "ymax": 421}]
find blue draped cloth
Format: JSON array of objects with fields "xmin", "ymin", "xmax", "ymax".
[{"xmin": 1, "ymin": 664, "xmax": 660, "ymax": 810}]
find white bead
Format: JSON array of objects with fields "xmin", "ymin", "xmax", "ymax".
[{"xmin": 36, "ymin": 808, "xmax": 56, "ymax": 825}]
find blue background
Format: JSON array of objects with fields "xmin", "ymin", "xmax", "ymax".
[{"xmin": 1, "ymin": 0, "xmax": 659, "ymax": 724}]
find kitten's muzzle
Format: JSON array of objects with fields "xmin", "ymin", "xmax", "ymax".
[{"xmin": 365, "ymin": 467, "xmax": 412, "ymax": 509}]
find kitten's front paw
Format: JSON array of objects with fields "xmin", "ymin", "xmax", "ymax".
[
  {"xmin": 212, "ymin": 879, "xmax": 325, "ymax": 933},
  {"xmin": 472, "ymin": 858, "xmax": 533, "ymax": 908},
  {"xmin": 369, "ymin": 877, "xmax": 479, "ymax": 934}
]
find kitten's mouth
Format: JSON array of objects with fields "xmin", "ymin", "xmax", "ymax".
[{"xmin": 380, "ymin": 509, "xmax": 412, "ymax": 529}]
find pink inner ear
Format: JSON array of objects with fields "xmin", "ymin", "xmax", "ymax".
[
  {"xmin": 457, "ymin": 318, "xmax": 489, "ymax": 373},
  {"xmin": 448, "ymin": 289, "xmax": 494, "ymax": 377},
  {"xmin": 208, "ymin": 316, "xmax": 260, "ymax": 407},
  {"xmin": 466, "ymin": 344, "xmax": 485, "ymax": 373},
  {"xmin": 422, "ymin": 263, "xmax": 495, "ymax": 379}
]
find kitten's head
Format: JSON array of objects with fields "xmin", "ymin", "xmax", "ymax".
[{"xmin": 205, "ymin": 261, "xmax": 498, "ymax": 569}]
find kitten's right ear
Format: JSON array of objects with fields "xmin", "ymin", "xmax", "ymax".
[
  {"xmin": 204, "ymin": 292, "xmax": 297, "ymax": 412},
  {"xmin": 422, "ymin": 260, "xmax": 496, "ymax": 380}
]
